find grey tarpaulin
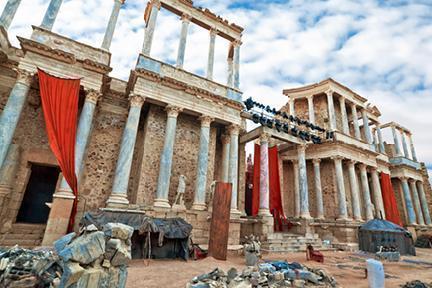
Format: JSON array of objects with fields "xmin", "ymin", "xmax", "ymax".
[
  {"xmin": 358, "ymin": 219, "xmax": 416, "ymax": 256},
  {"xmin": 80, "ymin": 210, "xmax": 192, "ymax": 260}
]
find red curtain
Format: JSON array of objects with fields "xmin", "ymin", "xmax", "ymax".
[
  {"xmin": 380, "ymin": 172, "xmax": 403, "ymax": 226},
  {"xmin": 251, "ymin": 144, "xmax": 260, "ymax": 216},
  {"xmin": 38, "ymin": 68, "xmax": 80, "ymax": 232}
]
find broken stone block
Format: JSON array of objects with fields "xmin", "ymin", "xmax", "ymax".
[
  {"xmin": 76, "ymin": 267, "xmax": 104, "ymax": 288},
  {"xmin": 85, "ymin": 224, "xmax": 99, "ymax": 232},
  {"xmin": 103, "ymin": 223, "xmax": 133, "ymax": 240},
  {"xmin": 59, "ymin": 231, "xmax": 105, "ymax": 265},
  {"xmin": 293, "ymin": 279, "xmax": 305, "ymax": 288},
  {"xmin": 59, "ymin": 261, "xmax": 85, "ymax": 288},
  {"xmin": 118, "ymin": 265, "xmax": 128, "ymax": 288},
  {"xmin": 104, "ymin": 238, "xmax": 131, "ymax": 267},
  {"xmin": 54, "ymin": 232, "xmax": 76, "ymax": 254},
  {"xmin": 102, "ymin": 259, "xmax": 111, "ymax": 268}
]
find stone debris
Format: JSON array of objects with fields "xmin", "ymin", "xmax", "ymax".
[
  {"xmin": 187, "ymin": 260, "xmax": 337, "ymax": 287},
  {"xmin": 243, "ymin": 235, "xmax": 261, "ymax": 267},
  {"xmin": 401, "ymin": 280, "xmax": 432, "ymax": 288}
]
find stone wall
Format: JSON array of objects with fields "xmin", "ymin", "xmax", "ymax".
[
  {"xmin": 392, "ymin": 178, "xmax": 407, "ymax": 225},
  {"xmin": 282, "ymin": 161, "xmax": 295, "ymax": 217}
]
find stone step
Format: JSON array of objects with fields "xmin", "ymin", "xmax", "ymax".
[
  {"xmin": 11, "ymin": 223, "xmax": 46, "ymax": 235},
  {"xmin": 0, "ymin": 233, "xmax": 43, "ymax": 241},
  {"xmin": 0, "ymin": 238, "xmax": 42, "ymax": 247}
]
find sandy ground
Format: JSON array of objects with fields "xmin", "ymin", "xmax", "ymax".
[{"xmin": 126, "ymin": 248, "xmax": 432, "ymax": 288}]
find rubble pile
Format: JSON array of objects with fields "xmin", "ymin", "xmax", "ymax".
[
  {"xmin": 401, "ymin": 280, "xmax": 432, "ymax": 288},
  {"xmin": 187, "ymin": 260, "xmax": 337, "ymax": 288},
  {"xmin": 54, "ymin": 223, "xmax": 133, "ymax": 288}
]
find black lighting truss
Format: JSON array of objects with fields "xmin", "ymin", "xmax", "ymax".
[{"xmin": 243, "ymin": 97, "xmax": 334, "ymax": 144}]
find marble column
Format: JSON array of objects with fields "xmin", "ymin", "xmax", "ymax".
[
  {"xmin": 370, "ymin": 168, "xmax": 385, "ymax": 219},
  {"xmin": 176, "ymin": 14, "xmax": 191, "ymax": 69},
  {"xmin": 228, "ymin": 124, "xmax": 240, "ymax": 212},
  {"xmin": 206, "ymin": 29, "xmax": 217, "ymax": 80},
  {"xmin": 192, "ymin": 116, "xmax": 213, "ymax": 210},
  {"xmin": 101, "ymin": 0, "xmax": 125, "ymax": 50},
  {"xmin": 108, "ymin": 94, "xmax": 144, "ymax": 206},
  {"xmin": 40, "ymin": 0, "xmax": 63, "ymax": 31},
  {"xmin": 391, "ymin": 125, "xmax": 402, "ymax": 156},
  {"xmin": 401, "ymin": 177, "xmax": 417, "ymax": 225},
  {"xmin": 227, "ymin": 58, "xmax": 233, "ymax": 87},
  {"xmin": 142, "ymin": 0, "xmax": 160, "ymax": 55},
  {"xmin": 292, "ymin": 160, "xmax": 300, "ymax": 218},
  {"xmin": 289, "ymin": 98, "xmax": 295, "ymax": 117},
  {"xmin": 348, "ymin": 160, "xmax": 362, "ymax": 220},
  {"xmin": 417, "ymin": 181, "xmax": 432, "ymax": 225},
  {"xmin": 57, "ymin": 90, "xmax": 102, "ymax": 197},
  {"xmin": 409, "ymin": 179, "xmax": 425, "ymax": 225},
  {"xmin": 154, "ymin": 105, "xmax": 183, "ymax": 208},
  {"xmin": 401, "ymin": 132, "xmax": 410, "ymax": 159},
  {"xmin": 258, "ymin": 133, "xmax": 271, "ymax": 216},
  {"xmin": 233, "ymin": 40, "xmax": 241, "ymax": 89},
  {"xmin": 408, "ymin": 134, "xmax": 418, "ymax": 162},
  {"xmin": 298, "ymin": 144, "xmax": 311, "ymax": 218},
  {"xmin": 376, "ymin": 125, "xmax": 385, "ymax": 153},
  {"xmin": 307, "ymin": 95, "xmax": 315, "ymax": 124},
  {"xmin": 339, "ymin": 97, "xmax": 349, "ymax": 135},
  {"xmin": 362, "ymin": 109, "xmax": 373, "ymax": 148},
  {"xmin": 313, "ymin": 159, "xmax": 324, "ymax": 219},
  {"xmin": 0, "ymin": 69, "xmax": 33, "ymax": 169},
  {"xmin": 333, "ymin": 157, "xmax": 349, "ymax": 220},
  {"xmin": 325, "ymin": 90, "xmax": 336, "ymax": 131},
  {"xmin": 359, "ymin": 164, "xmax": 373, "ymax": 220},
  {"xmin": 372, "ymin": 129, "xmax": 379, "ymax": 152},
  {"xmin": 0, "ymin": 0, "xmax": 22, "ymax": 30},
  {"xmin": 221, "ymin": 134, "xmax": 230, "ymax": 182},
  {"xmin": 351, "ymin": 104, "xmax": 361, "ymax": 140}
]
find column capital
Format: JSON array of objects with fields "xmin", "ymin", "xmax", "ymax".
[
  {"xmin": 331, "ymin": 156, "xmax": 344, "ymax": 161},
  {"xmin": 14, "ymin": 68, "xmax": 34, "ymax": 85},
  {"xmin": 181, "ymin": 13, "xmax": 192, "ymax": 22},
  {"xmin": 227, "ymin": 124, "xmax": 241, "ymax": 136},
  {"xmin": 306, "ymin": 94, "xmax": 314, "ymax": 100},
  {"xmin": 221, "ymin": 134, "xmax": 230, "ymax": 145},
  {"xmin": 291, "ymin": 159, "xmax": 299, "ymax": 166},
  {"xmin": 166, "ymin": 105, "xmax": 183, "ymax": 118},
  {"xmin": 368, "ymin": 166, "xmax": 378, "ymax": 172},
  {"xmin": 400, "ymin": 176, "xmax": 409, "ymax": 181},
  {"xmin": 116, "ymin": 0, "xmax": 126, "ymax": 4},
  {"xmin": 209, "ymin": 28, "xmax": 218, "ymax": 36},
  {"xmin": 149, "ymin": 0, "xmax": 161, "ymax": 9},
  {"xmin": 347, "ymin": 159, "xmax": 357, "ymax": 165},
  {"xmin": 259, "ymin": 132, "xmax": 271, "ymax": 143},
  {"xmin": 325, "ymin": 89, "xmax": 334, "ymax": 96},
  {"xmin": 129, "ymin": 93, "xmax": 145, "ymax": 108},
  {"xmin": 358, "ymin": 163, "xmax": 367, "ymax": 170},
  {"xmin": 312, "ymin": 158, "xmax": 321, "ymax": 165},
  {"xmin": 408, "ymin": 178, "xmax": 416, "ymax": 184},
  {"xmin": 298, "ymin": 143, "xmax": 307, "ymax": 153},
  {"xmin": 339, "ymin": 95, "xmax": 346, "ymax": 102},
  {"xmin": 232, "ymin": 39, "xmax": 242, "ymax": 47},
  {"xmin": 199, "ymin": 115, "xmax": 214, "ymax": 127},
  {"xmin": 84, "ymin": 89, "xmax": 102, "ymax": 104}
]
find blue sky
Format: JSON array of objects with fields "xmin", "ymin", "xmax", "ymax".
[{"xmin": 2, "ymin": 0, "xmax": 432, "ymax": 177}]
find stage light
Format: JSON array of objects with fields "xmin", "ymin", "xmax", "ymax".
[
  {"xmin": 266, "ymin": 118, "xmax": 274, "ymax": 128},
  {"xmin": 252, "ymin": 113, "xmax": 260, "ymax": 124},
  {"xmin": 244, "ymin": 98, "xmax": 254, "ymax": 110},
  {"xmin": 260, "ymin": 115, "xmax": 267, "ymax": 126},
  {"xmin": 275, "ymin": 120, "xmax": 282, "ymax": 132},
  {"xmin": 282, "ymin": 123, "xmax": 289, "ymax": 133}
]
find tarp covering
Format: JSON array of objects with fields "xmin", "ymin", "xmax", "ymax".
[
  {"xmin": 380, "ymin": 172, "xmax": 403, "ymax": 226},
  {"xmin": 358, "ymin": 219, "xmax": 416, "ymax": 255}
]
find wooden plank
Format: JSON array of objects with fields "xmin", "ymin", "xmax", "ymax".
[{"xmin": 208, "ymin": 182, "xmax": 232, "ymax": 260}]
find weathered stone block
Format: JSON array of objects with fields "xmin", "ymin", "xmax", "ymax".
[
  {"xmin": 104, "ymin": 238, "xmax": 131, "ymax": 266},
  {"xmin": 103, "ymin": 223, "xmax": 133, "ymax": 240},
  {"xmin": 76, "ymin": 268, "xmax": 104, "ymax": 288},
  {"xmin": 54, "ymin": 232, "xmax": 76, "ymax": 254},
  {"xmin": 60, "ymin": 261, "xmax": 85, "ymax": 288},
  {"xmin": 59, "ymin": 231, "xmax": 105, "ymax": 265}
]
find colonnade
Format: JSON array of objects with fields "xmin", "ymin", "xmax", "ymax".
[
  {"xmin": 389, "ymin": 125, "xmax": 418, "ymax": 161},
  {"xmin": 399, "ymin": 177, "xmax": 431, "ymax": 226}
]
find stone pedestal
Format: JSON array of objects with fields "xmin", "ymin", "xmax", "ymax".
[{"xmin": 42, "ymin": 196, "xmax": 74, "ymax": 245}]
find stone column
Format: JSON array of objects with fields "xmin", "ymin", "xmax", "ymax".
[
  {"xmin": 221, "ymin": 134, "xmax": 230, "ymax": 182},
  {"xmin": 401, "ymin": 131, "xmax": 410, "ymax": 159},
  {"xmin": 258, "ymin": 133, "xmax": 271, "ymax": 216},
  {"xmin": 307, "ymin": 95, "xmax": 315, "ymax": 124},
  {"xmin": 376, "ymin": 125, "xmax": 385, "ymax": 153},
  {"xmin": 0, "ymin": 69, "xmax": 33, "ymax": 169},
  {"xmin": 176, "ymin": 14, "xmax": 191, "ymax": 69},
  {"xmin": 391, "ymin": 125, "xmax": 402, "ymax": 156},
  {"xmin": 192, "ymin": 116, "xmax": 213, "ymax": 210},
  {"xmin": 228, "ymin": 124, "xmax": 240, "ymax": 212},
  {"xmin": 227, "ymin": 58, "xmax": 233, "ymax": 87},
  {"xmin": 40, "ymin": 0, "xmax": 63, "ymax": 31},
  {"xmin": 107, "ymin": 94, "xmax": 144, "ymax": 207},
  {"xmin": 359, "ymin": 164, "xmax": 373, "ymax": 220},
  {"xmin": 325, "ymin": 90, "xmax": 336, "ymax": 131},
  {"xmin": 351, "ymin": 103, "xmax": 361, "ymax": 140},
  {"xmin": 417, "ymin": 181, "xmax": 432, "ymax": 225},
  {"xmin": 0, "ymin": 0, "xmax": 22, "ymax": 30},
  {"xmin": 339, "ymin": 97, "xmax": 349, "ymax": 135},
  {"xmin": 333, "ymin": 157, "xmax": 349, "ymax": 220},
  {"xmin": 289, "ymin": 98, "xmax": 295, "ymax": 117},
  {"xmin": 142, "ymin": 0, "xmax": 160, "ymax": 55},
  {"xmin": 312, "ymin": 159, "xmax": 324, "ymax": 219},
  {"xmin": 298, "ymin": 144, "xmax": 311, "ymax": 218},
  {"xmin": 292, "ymin": 160, "xmax": 300, "ymax": 218},
  {"xmin": 348, "ymin": 160, "xmax": 362, "ymax": 220},
  {"xmin": 206, "ymin": 29, "xmax": 217, "ymax": 80},
  {"xmin": 401, "ymin": 177, "xmax": 417, "ymax": 225},
  {"xmin": 408, "ymin": 134, "xmax": 418, "ymax": 162},
  {"xmin": 370, "ymin": 168, "xmax": 385, "ymax": 219},
  {"xmin": 409, "ymin": 179, "xmax": 425, "ymax": 225},
  {"xmin": 233, "ymin": 40, "xmax": 241, "ymax": 89},
  {"xmin": 101, "ymin": 0, "xmax": 125, "ymax": 50},
  {"xmin": 362, "ymin": 109, "xmax": 373, "ymax": 148},
  {"xmin": 154, "ymin": 106, "xmax": 183, "ymax": 208}
]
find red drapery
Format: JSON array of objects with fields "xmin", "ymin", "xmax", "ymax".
[
  {"xmin": 38, "ymin": 68, "xmax": 80, "ymax": 232},
  {"xmin": 380, "ymin": 172, "xmax": 403, "ymax": 226}
]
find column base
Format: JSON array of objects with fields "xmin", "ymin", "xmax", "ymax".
[
  {"xmin": 106, "ymin": 193, "xmax": 129, "ymax": 208},
  {"xmin": 316, "ymin": 215, "xmax": 325, "ymax": 220},
  {"xmin": 230, "ymin": 208, "xmax": 241, "ymax": 216},
  {"xmin": 42, "ymin": 197, "xmax": 74, "ymax": 246},
  {"xmin": 53, "ymin": 187, "xmax": 75, "ymax": 200},
  {"xmin": 191, "ymin": 202, "xmax": 206, "ymax": 211},
  {"xmin": 300, "ymin": 212, "xmax": 312, "ymax": 219},
  {"xmin": 153, "ymin": 198, "xmax": 171, "ymax": 209},
  {"xmin": 336, "ymin": 216, "xmax": 351, "ymax": 222},
  {"xmin": 258, "ymin": 208, "xmax": 272, "ymax": 217}
]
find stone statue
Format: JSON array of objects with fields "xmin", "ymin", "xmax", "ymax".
[{"xmin": 174, "ymin": 175, "xmax": 186, "ymax": 207}]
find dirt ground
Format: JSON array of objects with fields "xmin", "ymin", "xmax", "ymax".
[{"xmin": 126, "ymin": 248, "xmax": 432, "ymax": 288}]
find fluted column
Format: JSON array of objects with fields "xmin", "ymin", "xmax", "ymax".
[
  {"xmin": 192, "ymin": 116, "xmax": 213, "ymax": 210},
  {"xmin": 348, "ymin": 160, "xmax": 362, "ymax": 220},
  {"xmin": 298, "ymin": 144, "xmax": 311, "ymax": 218},
  {"xmin": 233, "ymin": 40, "xmax": 241, "ymax": 89},
  {"xmin": 258, "ymin": 133, "xmax": 271, "ymax": 216},
  {"xmin": 176, "ymin": 14, "xmax": 191, "ymax": 69},
  {"xmin": 333, "ymin": 157, "xmax": 349, "ymax": 220},
  {"xmin": 142, "ymin": 0, "xmax": 160, "ymax": 55},
  {"xmin": 326, "ymin": 90, "xmax": 336, "ymax": 131},
  {"xmin": 289, "ymin": 98, "xmax": 295, "ymax": 117},
  {"xmin": 376, "ymin": 125, "xmax": 385, "ymax": 153},
  {"xmin": 0, "ymin": 0, "xmax": 22, "ymax": 30},
  {"xmin": 206, "ymin": 29, "xmax": 217, "ymax": 80},
  {"xmin": 362, "ymin": 110, "xmax": 373, "ymax": 149},
  {"xmin": 313, "ymin": 159, "xmax": 324, "ymax": 219},
  {"xmin": 408, "ymin": 134, "xmax": 418, "ymax": 162},
  {"xmin": 228, "ymin": 124, "xmax": 240, "ymax": 212},
  {"xmin": 391, "ymin": 125, "xmax": 402, "ymax": 156},
  {"xmin": 101, "ymin": 0, "xmax": 125, "ymax": 50},
  {"xmin": 307, "ymin": 95, "xmax": 315, "ymax": 124},
  {"xmin": 227, "ymin": 58, "xmax": 233, "ymax": 87},
  {"xmin": 154, "ymin": 106, "xmax": 183, "ymax": 208},
  {"xmin": 339, "ymin": 97, "xmax": 349, "ymax": 135},
  {"xmin": 221, "ymin": 134, "xmax": 230, "ymax": 182},
  {"xmin": 0, "ymin": 69, "xmax": 33, "ymax": 169},
  {"xmin": 417, "ymin": 181, "xmax": 432, "ymax": 225},
  {"xmin": 359, "ymin": 164, "xmax": 373, "ymax": 220},
  {"xmin": 401, "ymin": 132, "xmax": 410, "ymax": 159},
  {"xmin": 57, "ymin": 90, "xmax": 102, "ymax": 197},
  {"xmin": 370, "ymin": 168, "xmax": 385, "ymax": 219},
  {"xmin": 291, "ymin": 160, "xmax": 300, "ymax": 217},
  {"xmin": 409, "ymin": 179, "xmax": 425, "ymax": 225},
  {"xmin": 401, "ymin": 177, "xmax": 417, "ymax": 225},
  {"xmin": 351, "ymin": 103, "xmax": 361, "ymax": 140},
  {"xmin": 108, "ymin": 94, "xmax": 144, "ymax": 206},
  {"xmin": 40, "ymin": 0, "xmax": 63, "ymax": 31}
]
